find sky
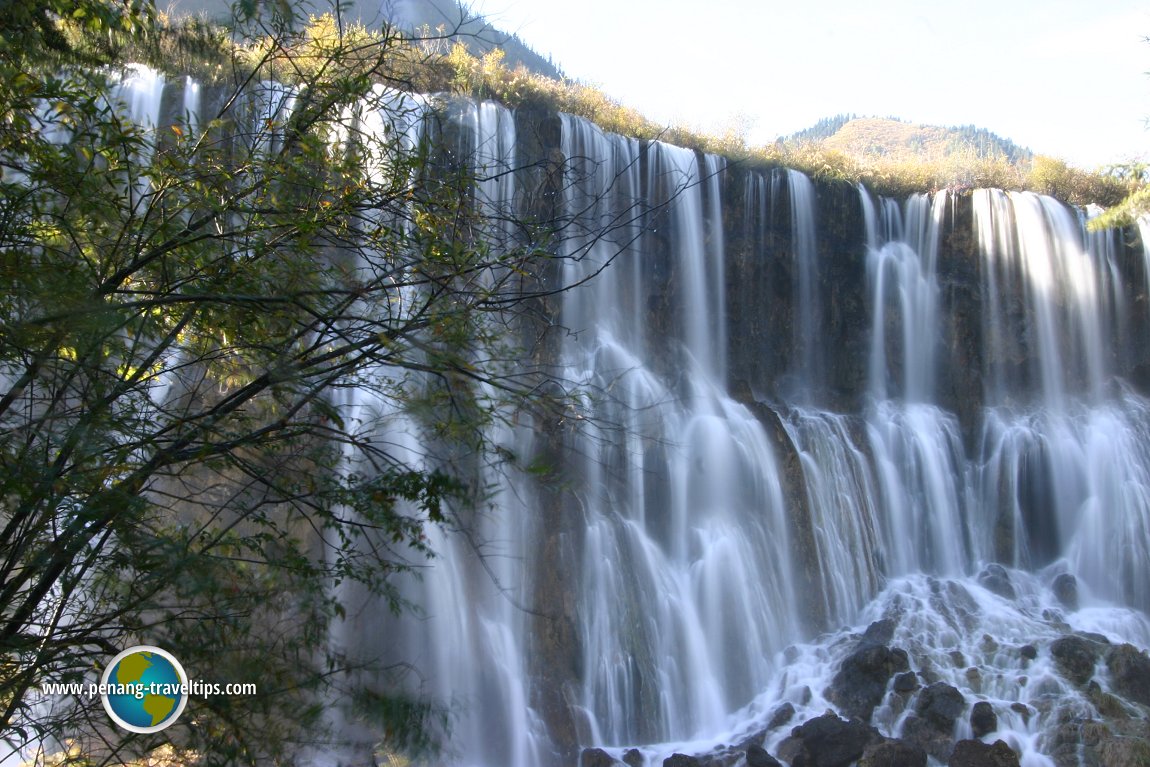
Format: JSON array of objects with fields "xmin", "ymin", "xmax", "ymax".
[{"xmin": 461, "ymin": 0, "xmax": 1150, "ymax": 169}]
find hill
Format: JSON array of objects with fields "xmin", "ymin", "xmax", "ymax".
[
  {"xmin": 161, "ymin": 0, "xmax": 563, "ymax": 79},
  {"xmin": 387, "ymin": 0, "xmax": 563, "ymax": 78},
  {"xmin": 786, "ymin": 115, "xmax": 1033, "ymax": 166}
]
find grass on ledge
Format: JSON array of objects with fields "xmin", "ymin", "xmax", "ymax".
[{"xmin": 68, "ymin": 12, "xmax": 1147, "ymax": 210}]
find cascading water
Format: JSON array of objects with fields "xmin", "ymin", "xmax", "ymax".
[
  {"xmin": 972, "ymin": 190, "xmax": 1150, "ymax": 610},
  {"xmin": 30, "ymin": 64, "xmax": 1150, "ymax": 767},
  {"xmin": 555, "ymin": 117, "xmax": 800, "ymax": 750},
  {"xmin": 784, "ymin": 169, "xmax": 823, "ymax": 400}
]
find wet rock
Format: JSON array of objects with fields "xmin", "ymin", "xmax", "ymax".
[
  {"xmin": 916, "ymin": 682, "xmax": 966, "ymax": 729},
  {"xmin": 893, "ymin": 671, "xmax": 920, "ymax": 693},
  {"xmin": 1048, "ymin": 719, "xmax": 1086, "ymax": 767},
  {"xmin": 767, "ymin": 701, "xmax": 796, "ymax": 730},
  {"xmin": 581, "ymin": 748, "xmax": 620, "ymax": 767},
  {"xmin": 699, "ymin": 753, "xmax": 739, "ymax": 767},
  {"xmin": 1087, "ymin": 680, "xmax": 1128, "ymax": 718},
  {"xmin": 978, "ymin": 564, "xmax": 1016, "ymax": 600},
  {"xmin": 947, "ymin": 739, "xmax": 1020, "ymax": 767},
  {"xmin": 1080, "ymin": 720, "xmax": 1111, "ymax": 747},
  {"xmin": 827, "ymin": 641, "xmax": 910, "ymax": 721},
  {"xmin": 779, "ymin": 712, "xmax": 882, "ymax": 767},
  {"xmin": 945, "ymin": 581, "xmax": 981, "ymax": 616},
  {"xmin": 775, "ymin": 737, "xmax": 802, "ymax": 765},
  {"xmin": 856, "ymin": 738, "xmax": 927, "ymax": 767},
  {"xmin": 582, "ymin": 748, "xmax": 621, "ymax": 767},
  {"xmin": 623, "ymin": 749, "xmax": 644, "ymax": 767},
  {"xmin": 744, "ymin": 744, "xmax": 782, "ymax": 767},
  {"xmin": 735, "ymin": 731, "xmax": 766, "ymax": 753},
  {"xmin": 1105, "ymin": 643, "xmax": 1150, "ymax": 706},
  {"xmin": 862, "ymin": 618, "xmax": 896, "ymax": 645},
  {"xmin": 1050, "ymin": 635, "xmax": 1102, "ymax": 686},
  {"xmin": 970, "ymin": 701, "xmax": 998, "ymax": 738},
  {"xmin": 1098, "ymin": 735, "xmax": 1150, "ymax": 767},
  {"xmin": 900, "ymin": 684, "xmax": 966, "ymax": 762},
  {"xmin": 663, "ymin": 754, "xmax": 701, "ymax": 767},
  {"xmin": 1019, "ymin": 644, "xmax": 1038, "ymax": 661},
  {"xmin": 901, "ymin": 715, "xmax": 955, "ymax": 763},
  {"xmin": 1051, "ymin": 573, "xmax": 1079, "ymax": 611},
  {"xmin": 1053, "ymin": 716, "xmax": 1150, "ymax": 767},
  {"xmin": 964, "ymin": 667, "xmax": 982, "ymax": 694},
  {"xmin": 1010, "ymin": 702, "xmax": 1031, "ymax": 724}
]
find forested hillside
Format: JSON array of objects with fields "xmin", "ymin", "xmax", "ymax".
[
  {"xmin": 163, "ymin": 0, "xmax": 563, "ymax": 78},
  {"xmin": 786, "ymin": 114, "xmax": 1033, "ymax": 165}
]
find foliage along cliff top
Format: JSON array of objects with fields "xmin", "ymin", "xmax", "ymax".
[{"xmin": 45, "ymin": 8, "xmax": 1147, "ymax": 213}]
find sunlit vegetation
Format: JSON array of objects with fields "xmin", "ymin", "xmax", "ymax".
[{"xmin": 77, "ymin": 12, "xmax": 1142, "ymax": 210}]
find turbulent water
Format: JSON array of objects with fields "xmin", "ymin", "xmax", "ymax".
[{"xmin": 92, "ymin": 68, "xmax": 1150, "ymax": 766}]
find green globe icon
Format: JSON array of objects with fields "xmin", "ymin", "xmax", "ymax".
[{"xmin": 100, "ymin": 646, "xmax": 188, "ymax": 733}]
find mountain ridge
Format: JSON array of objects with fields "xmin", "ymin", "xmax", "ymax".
[
  {"xmin": 786, "ymin": 114, "xmax": 1033, "ymax": 166},
  {"xmin": 161, "ymin": 0, "xmax": 562, "ymax": 79}
]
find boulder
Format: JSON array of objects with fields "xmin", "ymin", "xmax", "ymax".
[
  {"xmin": 916, "ymin": 682, "xmax": 966, "ymax": 729},
  {"xmin": 970, "ymin": 701, "xmax": 998, "ymax": 738},
  {"xmin": 901, "ymin": 715, "xmax": 956, "ymax": 763},
  {"xmin": 827, "ymin": 642, "xmax": 910, "ymax": 721},
  {"xmin": 779, "ymin": 712, "xmax": 882, "ymax": 767},
  {"xmin": 893, "ymin": 671, "xmax": 920, "ymax": 693},
  {"xmin": 623, "ymin": 749, "xmax": 644, "ymax": 767},
  {"xmin": 663, "ymin": 754, "xmax": 701, "ymax": 767},
  {"xmin": 856, "ymin": 738, "xmax": 927, "ymax": 767},
  {"xmin": 766, "ymin": 701, "xmax": 796, "ymax": 730},
  {"xmin": 964, "ymin": 667, "xmax": 982, "ymax": 694},
  {"xmin": 1084, "ymin": 680, "xmax": 1125, "ymax": 719},
  {"xmin": 582, "ymin": 748, "xmax": 620, "ymax": 767},
  {"xmin": 1009, "ymin": 702, "xmax": 1031, "ymax": 724},
  {"xmin": 947, "ymin": 739, "xmax": 1020, "ymax": 767},
  {"xmin": 1105, "ymin": 643, "xmax": 1150, "ymax": 706},
  {"xmin": 899, "ymin": 684, "xmax": 966, "ymax": 762},
  {"xmin": 1050, "ymin": 635, "xmax": 1101, "ymax": 686},
  {"xmin": 978, "ymin": 564, "xmax": 1016, "ymax": 600},
  {"xmin": 1098, "ymin": 735, "xmax": 1150, "ymax": 767},
  {"xmin": 862, "ymin": 618, "xmax": 896, "ymax": 645},
  {"xmin": 745, "ymin": 744, "xmax": 782, "ymax": 767},
  {"xmin": 1051, "ymin": 573, "xmax": 1079, "ymax": 611},
  {"xmin": 699, "ymin": 754, "xmax": 739, "ymax": 767}
]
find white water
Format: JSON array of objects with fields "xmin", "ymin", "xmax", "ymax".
[
  {"xmin": 18, "ymin": 66, "xmax": 1150, "ymax": 767},
  {"xmin": 785, "ymin": 169, "xmax": 823, "ymax": 399},
  {"xmin": 267, "ymin": 101, "xmax": 1150, "ymax": 765},
  {"xmin": 402, "ymin": 110, "xmax": 1150, "ymax": 766},
  {"xmin": 557, "ymin": 117, "xmax": 800, "ymax": 748}
]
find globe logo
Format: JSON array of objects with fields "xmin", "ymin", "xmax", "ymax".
[{"xmin": 100, "ymin": 645, "xmax": 188, "ymax": 733}]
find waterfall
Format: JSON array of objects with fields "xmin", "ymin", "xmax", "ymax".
[
  {"xmin": 971, "ymin": 190, "xmax": 1150, "ymax": 608},
  {"xmin": 555, "ymin": 116, "xmax": 800, "ymax": 747},
  {"xmin": 24, "ymin": 64, "xmax": 1150, "ymax": 767},
  {"xmin": 784, "ymin": 169, "xmax": 823, "ymax": 399}
]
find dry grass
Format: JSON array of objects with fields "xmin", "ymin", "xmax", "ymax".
[{"xmin": 101, "ymin": 13, "xmax": 1147, "ymax": 207}]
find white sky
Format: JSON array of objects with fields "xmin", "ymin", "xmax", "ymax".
[{"xmin": 464, "ymin": 0, "xmax": 1150, "ymax": 169}]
